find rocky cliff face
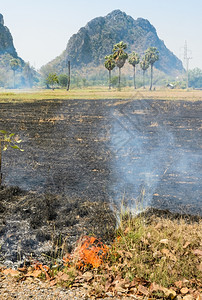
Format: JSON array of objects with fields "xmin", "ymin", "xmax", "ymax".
[
  {"xmin": 0, "ymin": 13, "xmax": 17, "ymax": 57},
  {"xmin": 46, "ymin": 10, "xmax": 184, "ymax": 75}
]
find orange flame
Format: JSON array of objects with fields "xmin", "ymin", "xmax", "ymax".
[{"xmin": 74, "ymin": 236, "xmax": 109, "ymax": 269}]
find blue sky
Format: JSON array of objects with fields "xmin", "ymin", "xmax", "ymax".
[{"xmin": 1, "ymin": 0, "xmax": 202, "ymax": 70}]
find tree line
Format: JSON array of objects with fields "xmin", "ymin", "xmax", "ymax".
[
  {"xmin": 104, "ymin": 41, "xmax": 159, "ymax": 90},
  {"xmin": 0, "ymin": 55, "xmax": 38, "ymax": 89}
]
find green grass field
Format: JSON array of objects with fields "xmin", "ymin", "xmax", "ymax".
[{"xmin": 0, "ymin": 87, "xmax": 202, "ymax": 102}]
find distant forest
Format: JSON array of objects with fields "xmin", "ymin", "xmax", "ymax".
[{"xmin": 0, "ymin": 53, "xmax": 202, "ymax": 90}]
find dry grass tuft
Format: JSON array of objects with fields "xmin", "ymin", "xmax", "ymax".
[
  {"xmin": 109, "ymin": 213, "xmax": 202, "ymax": 287},
  {"xmin": 0, "ymin": 87, "xmax": 202, "ymax": 102}
]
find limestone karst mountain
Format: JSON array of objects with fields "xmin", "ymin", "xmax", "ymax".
[
  {"xmin": 0, "ymin": 13, "xmax": 18, "ymax": 57},
  {"xmin": 0, "ymin": 13, "xmax": 38, "ymax": 88},
  {"xmin": 43, "ymin": 10, "xmax": 184, "ymax": 76}
]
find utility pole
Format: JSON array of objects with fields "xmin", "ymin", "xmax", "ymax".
[
  {"xmin": 184, "ymin": 41, "xmax": 192, "ymax": 90},
  {"xmin": 66, "ymin": 60, "xmax": 70, "ymax": 91}
]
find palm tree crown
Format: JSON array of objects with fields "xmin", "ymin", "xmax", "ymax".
[
  {"xmin": 104, "ymin": 55, "xmax": 116, "ymax": 71},
  {"xmin": 104, "ymin": 55, "xmax": 116, "ymax": 90},
  {"xmin": 140, "ymin": 57, "xmax": 149, "ymax": 71},
  {"xmin": 145, "ymin": 47, "xmax": 159, "ymax": 90},
  {"xmin": 128, "ymin": 52, "xmax": 140, "ymax": 67},
  {"xmin": 140, "ymin": 57, "xmax": 149, "ymax": 89},
  {"xmin": 145, "ymin": 47, "xmax": 159, "ymax": 66},
  {"xmin": 112, "ymin": 41, "xmax": 128, "ymax": 89},
  {"xmin": 112, "ymin": 41, "xmax": 128, "ymax": 68}
]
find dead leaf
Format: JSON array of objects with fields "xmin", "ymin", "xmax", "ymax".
[
  {"xmin": 57, "ymin": 271, "xmax": 64, "ymax": 277},
  {"xmin": 128, "ymin": 287, "xmax": 137, "ymax": 294},
  {"xmin": 192, "ymin": 249, "xmax": 202, "ymax": 256},
  {"xmin": 124, "ymin": 251, "xmax": 133, "ymax": 259},
  {"xmin": 105, "ymin": 279, "xmax": 113, "ymax": 292},
  {"xmin": 175, "ymin": 280, "xmax": 183, "ymax": 288},
  {"xmin": 160, "ymin": 239, "xmax": 169, "ymax": 244},
  {"xmin": 182, "ymin": 295, "xmax": 194, "ymax": 300},
  {"xmin": 114, "ymin": 281, "xmax": 126, "ymax": 293},
  {"xmin": 182, "ymin": 278, "xmax": 189, "ymax": 284},
  {"xmin": 195, "ymin": 293, "xmax": 202, "ymax": 300},
  {"xmin": 197, "ymin": 262, "xmax": 202, "ymax": 272},
  {"xmin": 180, "ymin": 287, "xmax": 189, "ymax": 294},
  {"xmin": 138, "ymin": 285, "xmax": 149, "ymax": 296},
  {"xmin": 58, "ymin": 273, "xmax": 70, "ymax": 281},
  {"xmin": 3, "ymin": 269, "xmax": 20, "ymax": 277},
  {"xmin": 18, "ymin": 267, "xmax": 27, "ymax": 272},
  {"xmin": 150, "ymin": 282, "xmax": 161, "ymax": 292},
  {"xmin": 161, "ymin": 248, "xmax": 177, "ymax": 262},
  {"xmin": 49, "ymin": 279, "xmax": 57, "ymax": 286},
  {"xmin": 150, "ymin": 283, "xmax": 176, "ymax": 299},
  {"xmin": 153, "ymin": 251, "xmax": 162, "ymax": 258},
  {"xmin": 124, "ymin": 227, "xmax": 130, "ymax": 234},
  {"xmin": 161, "ymin": 248, "xmax": 170, "ymax": 255},
  {"xmin": 45, "ymin": 271, "xmax": 51, "ymax": 281},
  {"xmin": 131, "ymin": 277, "xmax": 149, "ymax": 286},
  {"xmin": 105, "ymin": 292, "xmax": 113, "ymax": 297},
  {"xmin": 147, "ymin": 232, "xmax": 151, "ymax": 239},
  {"xmin": 117, "ymin": 250, "xmax": 124, "ymax": 256},
  {"xmin": 155, "ymin": 223, "xmax": 163, "ymax": 230},
  {"xmin": 82, "ymin": 271, "xmax": 93, "ymax": 281},
  {"xmin": 29, "ymin": 270, "xmax": 42, "ymax": 278},
  {"xmin": 163, "ymin": 288, "xmax": 176, "ymax": 299},
  {"xmin": 183, "ymin": 242, "xmax": 191, "ymax": 249}
]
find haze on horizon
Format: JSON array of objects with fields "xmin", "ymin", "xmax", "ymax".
[{"xmin": 1, "ymin": 0, "xmax": 202, "ymax": 70}]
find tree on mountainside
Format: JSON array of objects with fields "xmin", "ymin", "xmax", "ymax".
[
  {"xmin": 145, "ymin": 47, "xmax": 159, "ymax": 90},
  {"xmin": 10, "ymin": 58, "xmax": 20, "ymax": 88},
  {"xmin": 128, "ymin": 52, "xmax": 140, "ymax": 89},
  {"xmin": 104, "ymin": 55, "xmax": 116, "ymax": 90},
  {"xmin": 112, "ymin": 41, "xmax": 128, "ymax": 89},
  {"xmin": 140, "ymin": 57, "xmax": 149, "ymax": 89}
]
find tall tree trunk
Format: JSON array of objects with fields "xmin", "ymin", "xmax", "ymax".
[
  {"xmin": 66, "ymin": 61, "xmax": 70, "ymax": 91},
  {"xmin": 118, "ymin": 67, "xmax": 121, "ymax": 90},
  {"xmin": 13, "ymin": 70, "xmax": 15, "ymax": 89},
  {"xmin": 143, "ymin": 71, "xmax": 145, "ymax": 89},
  {"xmin": 150, "ymin": 64, "xmax": 153, "ymax": 91},
  {"xmin": 109, "ymin": 69, "xmax": 111, "ymax": 90},
  {"xmin": 0, "ymin": 139, "xmax": 2, "ymax": 186},
  {"xmin": 134, "ymin": 65, "xmax": 136, "ymax": 89}
]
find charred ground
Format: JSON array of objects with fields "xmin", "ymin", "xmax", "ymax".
[{"xmin": 0, "ymin": 98, "xmax": 201, "ymax": 265}]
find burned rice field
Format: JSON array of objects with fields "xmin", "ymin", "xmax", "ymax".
[{"xmin": 0, "ymin": 98, "xmax": 201, "ymax": 264}]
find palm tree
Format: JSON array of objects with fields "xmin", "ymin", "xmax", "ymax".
[
  {"xmin": 104, "ymin": 55, "xmax": 116, "ymax": 90},
  {"xmin": 128, "ymin": 52, "xmax": 140, "ymax": 89},
  {"xmin": 140, "ymin": 57, "xmax": 149, "ymax": 89},
  {"xmin": 10, "ymin": 58, "xmax": 20, "ymax": 88},
  {"xmin": 145, "ymin": 47, "xmax": 159, "ymax": 90},
  {"xmin": 112, "ymin": 41, "xmax": 128, "ymax": 89}
]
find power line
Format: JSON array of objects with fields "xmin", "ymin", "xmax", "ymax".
[{"xmin": 183, "ymin": 41, "xmax": 192, "ymax": 89}]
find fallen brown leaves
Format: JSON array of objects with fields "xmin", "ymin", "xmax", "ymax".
[{"xmin": 0, "ymin": 226, "xmax": 201, "ymax": 299}]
